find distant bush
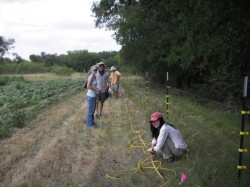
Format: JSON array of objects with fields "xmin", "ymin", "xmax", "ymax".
[
  {"xmin": 0, "ymin": 76, "xmax": 10, "ymax": 86},
  {"xmin": 17, "ymin": 62, "xmax": 48, "ymax": 73},
  {"xmin": 0, "ymin": 62, "xmax": 76, "ymax": 75},
  {"xmin": 51, "ymin": 66, "xmax": 75, "ymax": 76},
  {"xmin": 0, "ymin": 76, "xmax": 26, "ymax": 86},
  {"xmin": 0, "ymin": 63, "xmax": 18, "ymax": 74},
  {"xmin": 0, "ymin": 62, "xmax": 49, "ymax": 74}
]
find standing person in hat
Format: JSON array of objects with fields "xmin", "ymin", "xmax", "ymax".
[
  {"xmin": 84, "ymin": 63, "xmax": 100, "ymax": 89},
  {"xmin": 95, "ymin": 62, "xmax": 110, "ymax": 118},
  {"xmin": 109, "ymin": 66, "xmax": 121, "ymax": 99},
  {"xmin": 147, "ymin": 112, "xmax": 188, "ymax": 162},
  {"xmin": 86, "ymin": 65, "xmax": 99, "ymax": 128}
]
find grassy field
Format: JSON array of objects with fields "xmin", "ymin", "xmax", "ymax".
[
  {"xmin": 0, "ymin": 73, "xmax": 85, "ymax": 138},
  {"xmin": 0, "ymin": 74, "xmax": 249, "ymax": 187},
  {"xmin": 1, "ymin": 73, "xmax": 84, "ymax": 81}
]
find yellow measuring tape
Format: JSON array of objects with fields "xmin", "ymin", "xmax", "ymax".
[
  {"xmin": 237, "ymin": 165, "xmax": 247, "ymax": 169},
  {"xmin": 241, "ymin": 110, "xmax": 250, "ymax": 115},
  {"xmin": 105, "ymin": 96, "xmax": 178, "ymax": 186},
  {"xmin": 106, "ymin": 154, "xmax": 177, "ymax": 187},
  {"xmin": 240, "ymin": 131, "xmax": 249, "ymax": 135},
  {"xmin": 238, "ymin": 149, "xmax": 248, "ymax": 153}
]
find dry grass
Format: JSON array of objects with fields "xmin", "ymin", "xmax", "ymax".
[
  {"xmin": 1, "ymin": 76, "xmax": 249, "ymax": 187},
  {"xmin": 0, "ymin": 83, "xmax": 147, "ymax": 186},
  {"xmin": 0, "ymin": 91, "xmax": 99, "ymax": 186},
  {"xmin": 4, "ymin": 73, "xmax": 85, "ymax": 81}
]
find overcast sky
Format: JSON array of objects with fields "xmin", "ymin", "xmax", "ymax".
[{"xmin": 0, "ymin": 0, "xmax": 121, "ymax": 60}]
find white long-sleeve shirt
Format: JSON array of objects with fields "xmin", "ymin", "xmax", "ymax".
[{"xmin": 152, "ymin": 123, "xmax": 187, "ymax": 152}]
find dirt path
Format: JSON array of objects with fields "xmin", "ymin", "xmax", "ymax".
[{"xmin": 0, "ymin": 91, "xmax": 104, "ymax": 186}]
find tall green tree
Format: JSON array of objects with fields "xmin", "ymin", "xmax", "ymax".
[
  {"xmin": 0, "ymin": 36, "xmax": 15, "ymax": 62},
  {"xmin": 91, "ymin": 0, "xmax": 250, "ymax": 92}
]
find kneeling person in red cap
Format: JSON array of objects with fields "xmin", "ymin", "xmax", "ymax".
[{"xmin": 147, "ymin": 112, "xmax": 188, "ymax": 162}]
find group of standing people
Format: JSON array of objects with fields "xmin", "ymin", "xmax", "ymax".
[
  {"xmin": 85, "ymin": 63, "xmax": 188, "ymax": 162},
  {"xmin": 85, "ymin": 62, "xmax": 121, "ymax": 128}
]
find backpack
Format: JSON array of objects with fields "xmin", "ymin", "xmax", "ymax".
[
  {"xmin": 84, "ymin": 79, "xmax": 88, "ymax": 88},
  {"xmin": 105, "ymin": 86, "xmax": 110, "ymax": 98},
  {"xmin": 84, "ymin": 74, "xmax": 89, "ymax": 89},
  {"xmin": 84, "ymin": 74, "xmax": 97, "ymax": 89}
]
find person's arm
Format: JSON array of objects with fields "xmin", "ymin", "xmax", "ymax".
[
  {"xmin": 147, "ymin": 138, "xmax": 157, "ymax": 155},
  {"xmin": 152, "ymin": 138, "xmax": 157, "ymax": 148},
  {"xmin": 106, "ymin": 72, "xmax": 111, "ymax": 88},
  {"xmin": 116, "ymin": 71, "xmax": 121, "ymax": 77},
  {"xmin": 87, "ymin": 74, "xmax": 99, "ymax": 92},
  {"xmin": 152, "ymin": 126, "xmax": 168, "ymax": 152}
]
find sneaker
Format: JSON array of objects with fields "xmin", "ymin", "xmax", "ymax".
[
  {"xmin": 87, "ymin": 125, "xmax": 95, "ymax": 128},
  {"xmin": 163, "ymin": 153, "xmax": 170, "ymax": 159},
  {"xmin": 163, "ymin": 155, "xmax": 175, "ymax": 162},
  {"xmin": 163, "ymin": 153, "xmax": 168, "ymax": 160}
]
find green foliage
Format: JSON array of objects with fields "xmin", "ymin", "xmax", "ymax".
[
  {"xmin": 0, "ymin": 62, "xmax": 78, "ymax": 75},
  {"xmin": 0, "ymin": 95, "xmax": 27, "ymax": 138},
  {"xmin": 0, "ymin": 79, "xmax": 84, "ymax": 139},
  {"xmin": 51, "ymin": 66, "xmax": 74, "ymax": 76},
  {"xmin": 0, "ymin": 36, "xmax": 15, "ymax": 61},
  {"xmin": 0, "ymin": 123, "xmax": 12, "ymax": 139},
  {"xmin": 0, "ymin": 62, "xmax": 49, "ymax": 74},
  {"xmin": 0, "ymin": 76, "xmax": 26, "ymax": 86},
  {"xmin": 91, "ymin": 0, "xmax": 250, "ymax": 103},
  {"xmin": 120, "ymin": 77, "xmax": 250, "ymax": 187},
  {"xmin": 18, "ymin": 61, "xmax": 48, "ymax": 73},
  {"xmin": 28, "ymin": 50, "xmax": 119, "ymax": 72}
]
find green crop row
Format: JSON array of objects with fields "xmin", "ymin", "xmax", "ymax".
[{"xmin": 0, "ymin": 79, "xmax": 84, "ymax": 139}]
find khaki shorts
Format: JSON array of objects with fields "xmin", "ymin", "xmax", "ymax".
[{"xmin": 111, "ymin": 83, "xmax": 119, "ymax": 92}]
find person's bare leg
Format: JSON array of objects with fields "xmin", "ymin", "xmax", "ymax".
[
  {"xmin": 99, "ymin": 103, "xmax": 104, "ymax": 116},
  {"xmin": 115, "ymin": 91, "xmax": 118, "ymax": 99},
  {"xmin": 95, "ymin": 101, "xmax": 99, "ymax": 117}
]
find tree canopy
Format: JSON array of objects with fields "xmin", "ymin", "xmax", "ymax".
[
  {"xmin": 28, "ymin": 50, "xmax": 119, "ymax": 72},
  {"xmin": 0, "ymin": 36, "xmax": 15, "ymax": 62},
  {"xmin": 91, "ymin": 0, "xmax": 250, "ymax": 103}
]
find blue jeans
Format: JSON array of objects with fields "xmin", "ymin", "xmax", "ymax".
[{"xmin": 86, "ymin": 96, "xmax": 96, "ymax": 127}]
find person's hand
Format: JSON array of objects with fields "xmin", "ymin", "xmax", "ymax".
[
  {"xmin": 96, "ymin": 88, "xmax": 100, "ymax": 93},
  {"xmin": 108, "ymin": 88, "xmax": 112, "ymax": 94},
  {"xmin": 146, "ymin": 148, "xmax": 155, "ymax": 155}
]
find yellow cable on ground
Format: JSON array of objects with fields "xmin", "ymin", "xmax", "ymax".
[
  {"xmin": 105, "ymin": 95, "xmax": 178, "ymax": 186},
  {"xmin": 106, "ymin": 154, "xmax": 177, "ymax": 186}
]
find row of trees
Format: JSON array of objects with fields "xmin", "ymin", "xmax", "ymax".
[
  {"xmin": 1, "ymin": 0, "xmax": 250, "ymax": 104},
  {"xmin": 29, "ymin": 50, "xmax": 119, "ymax": 72},
  {"xmin": 91, "ymin": 0, "xmax": 250, "ymax": 103},
  {"xmin": 0, "ymin": 35, "xmax": 120, "ymax": 73},
  {"xmin": 0, "ymin": 36, "xmax": 23, "ymax": 63}
]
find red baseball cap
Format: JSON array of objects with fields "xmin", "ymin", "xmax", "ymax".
[{"xmin": 149, "ymin": 112, "xmax": 162, "ymax": 122}]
